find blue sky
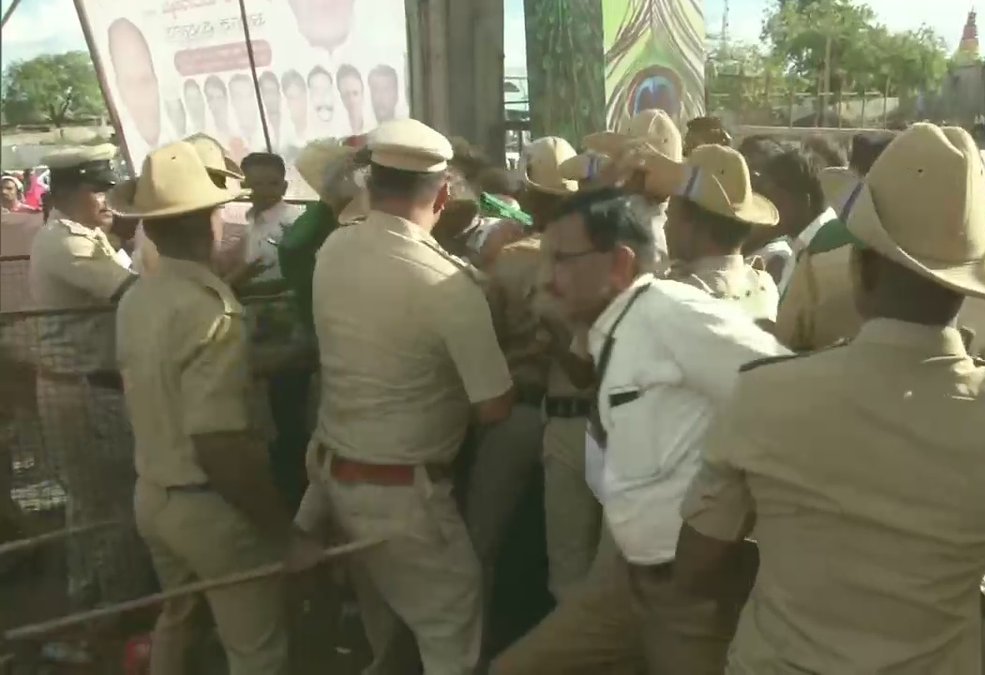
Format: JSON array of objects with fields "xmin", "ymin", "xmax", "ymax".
[{"xmin": 2, "ymin": 0, "xmax": 979, "ymax": 72}]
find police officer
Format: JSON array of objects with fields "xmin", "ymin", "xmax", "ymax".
[
  {"xmin": 28, "ymin": 144, "xmax": 144, "ymax": 610},
  {"xmin": 115, "ymin": 141, "xmax": 321, "ymax": 675},
  {"xmin": 297, "ymin": 119, "xmax": 514, "ymax": 675},
  {"xmin": 634, "ymin": 143, "xmax": 781, "ymax": 325},
  {"xmin": 676, "ymin": 123, "xmax": 985, "ymax": 675}
]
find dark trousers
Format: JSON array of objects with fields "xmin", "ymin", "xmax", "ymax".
[{"xmin": 267, "ymin": 369, "xmax": 313, "ymax": 511}]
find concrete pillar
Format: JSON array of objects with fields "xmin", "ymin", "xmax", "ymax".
[{"xmin": 405, "ymin": 0, "xmax": 505, "ymax": 163}]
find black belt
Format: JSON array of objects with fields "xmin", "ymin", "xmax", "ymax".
[
  {"xmin": 87, "ymin": 371, "xmax": 123, "ymax": 390},
  {"xmin": 544, "ymin": 396, "xmax": 592, "ymax": 418}
]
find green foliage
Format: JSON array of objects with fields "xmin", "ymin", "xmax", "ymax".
[
  {"xmin": 759, "ymin": 0, "xmax": 949, "ymax": 97},
  {"xmin": 1, "ymin": 51, "xmax": 106, "ymax": 127}
]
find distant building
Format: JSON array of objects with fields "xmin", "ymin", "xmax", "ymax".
[{"xmin": 954, "ymin": 9, "xmax": 980, "ymax": 66}]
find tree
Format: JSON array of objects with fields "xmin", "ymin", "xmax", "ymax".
[{"xmin": 1, "ymin": 51, "xmax": 106, "ymax": 127}]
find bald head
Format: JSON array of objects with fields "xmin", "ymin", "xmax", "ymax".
[{"xmin": 108, "ymin": 18, "xmax": 160, "ymax": 145}]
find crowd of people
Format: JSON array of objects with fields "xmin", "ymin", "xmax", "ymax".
[{"xmin": 1, "ymin": 108, "xmax": 983, "ymax": 675}]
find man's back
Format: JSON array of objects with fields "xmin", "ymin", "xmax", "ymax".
[
  {"xmin": 717, "ymin": 320, "xmax": 985, "ymax": 673},
  {"xmin": 313, "ymin": 211, "xmax": 506, "ymax": 464}
]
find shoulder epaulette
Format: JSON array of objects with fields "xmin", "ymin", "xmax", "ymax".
[{"xmin": 740, "ymin": 338, "xmax": 850, "ymax": 372}]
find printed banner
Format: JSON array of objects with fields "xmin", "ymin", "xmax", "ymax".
[
  {"xmin": 602, "ymin": 0, "xmax": 705, "ymax": 131},
  {"xmin": 76, "ymin": 0, "xmax": 409, "ymax": 196}
]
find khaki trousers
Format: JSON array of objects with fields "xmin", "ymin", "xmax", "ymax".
[
  {"xmin": 490, "ymin": 528, "xmax": 645, "ymax": 675},
  {"xmin": 134, "ymin": 480, "xmax": 289, "ymax": 675},
  {"xmin": 542, "ymin": 416, "xmax": 600, "ymax": 600},
  {"xmin": 320, "ymin": 464, "xmax": 483, "ymax": 675}
]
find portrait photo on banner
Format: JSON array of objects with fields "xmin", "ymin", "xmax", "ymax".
[{"xmin": 78, "ymin": 0, "xmax": 409, "ymax": 196}]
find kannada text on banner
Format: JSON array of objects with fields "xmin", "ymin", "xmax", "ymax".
[{"xmin": 77, "ymin": 0, "xmax": 409, "ymax": 197}]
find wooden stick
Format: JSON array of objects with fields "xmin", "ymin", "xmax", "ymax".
[
  {"xmin": 0, "ymin": 520, "xmax": 123, "ymax": 557},
  {"xmin": 4, "ymin": 538, "xmax": 383, "ymax": 641}
]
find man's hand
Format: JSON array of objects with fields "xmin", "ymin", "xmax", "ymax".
[{"xmin": 284, "ymin": 527, "xmax": 325, "ymax": 573}]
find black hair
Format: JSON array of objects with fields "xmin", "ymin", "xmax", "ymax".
[
  {"xmin": 337, "ymin": 64, "xmax": 362, "ymax": 85},
  {"xmin": 679, "ymin": 199, "xmax": 753, "ymax": 252},
  {"xmin": 738, "ymin": 134, "xmax": 788, "ymax": 175},
  {"xmin": 368, "ymin": 163, "xmax": 445, "ymax": 202},
  {"xmin": 282, "ymin": 70, "xmax": 305, "ymax": 93},
  {"xmin": 761, "ymin": 147, "xmax": 825, "ymax": 219},
  {"xmin": 259, "ymin": 71, "xmax": 280, "ymax": 92},
  {"xmin": 850, "ymin": 133, "xmax": 894, "ymax": 176},
  {"xmin": 369, "ymin": 64, "xmax": 398, "ymax": 83},
  {"xmin": 204, "ymin": 75, "xmax": 226, "ymax": 95},
  {"xmin": 802, "ymin": 134, "xmax": 848, "ymax": 169},
  {"xmin": 143, "ymin": 208, "xmax": 215, "ymax": 257},
  {"xmin": 308, "ymin": 66, "xmax": 333, "ymax": 87},
  {"xmin": 241, "ymin": 152, "xmax": 286, "ymax": 179},
  {"xmin": 552, "ymin": 187, "xmax": 654, "ymax": 258}
]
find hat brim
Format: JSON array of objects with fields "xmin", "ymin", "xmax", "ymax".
[
  {"xmin": 522, "ymin": 174, "xmax": 578, "ymax": 197},
  {"xmin": 107, "ymin": 179, "xmax": 247, "ymax": 220},
  {"xmin": 582, "ymin": 131, "xmax": 629, "ymax": 157},
  {"xmin": 211, "ymin": 157, "xmax": 244, "ymax": 180},
  {"xmin": 845, "ymin": 182, "xmax": 985, "ymax": 299}
]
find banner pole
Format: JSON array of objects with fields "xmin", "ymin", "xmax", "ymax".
[
  {"xmin": 237, "ymin": 0, "xmax": 273, "ymax": 154},
  {"xmin": 0, "ymin": 0, "xmax": 25, "ymax": 31},
  {"xmin": 72, "ymin": 0, "xmax": 134, "ymax": 174}
]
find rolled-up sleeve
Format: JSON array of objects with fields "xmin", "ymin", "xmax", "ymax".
[
  {"xmin": 430, "ymin": 272, "xmax": 513, "ymax": 403},
  {"xmin": 178, "ymin": 303, "xmax": 251, "ymax": 435}
]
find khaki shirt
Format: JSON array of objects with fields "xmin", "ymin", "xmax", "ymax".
[
  {"xmin": 117, "ymin": 257, "xmax": 250, "ymax": 488},
  {"xmin": 667, "ymin": 254, "xmax": 779, "ymax": 323},
  {"xmin": 488, "ymin": 235, "xmax": 552, "ymax": 393},
  {"xmin": 682, "ymin": 319, "xmax": 985, "ymax": 674},
  {"xmin": 776, "ymin": 245, "xmax": 985, "ymax": 357},
  {"xmin": 312, "ymin": 210, "xmax": 512, "ymax": 464},
  {"xmin": 29, "ymin": 211, "xmax": 133, "ymax": 374}
]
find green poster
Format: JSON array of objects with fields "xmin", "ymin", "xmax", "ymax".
[
  {"xmin": 523, "ymin": 0, "xmax": 606, "ymax": 143},
  {"xmin": 603, "ymin": 0, "xmax": 706, "ymax": 131}
]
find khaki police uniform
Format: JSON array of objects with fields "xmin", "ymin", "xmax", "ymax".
[
  {"xmin": 777, "ymin": 243, "xmax": 985, "ymax": 355},
  {"xmin": 667, "ymin": 254, "xmax": 779, "ymax": 323},
  {"xmin": 299, "ymin": 120, "xmax": 512, "ymax": 675},
  {"xmin": 28, "ymin": 146, "xmax": 146, "ymax": 608},
  {"xmin": 113, "ymin": 141, "xmax": 289, "ymax": 675},
  {"xmin": 684, "ymin": 322, "xmax": 985, "ymax": 674},
  {"xmin": 683, "ymin": 123, "xmax": 985, "ymax": 674}
]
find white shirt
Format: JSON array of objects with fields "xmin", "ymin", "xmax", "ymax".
[
  {"xmin": 245, "ymin": 201, "xmax": 304, "ymax": 281},
  {"xmin": 587, "ymin": 275, "xmax": 790, "ymax": 565}
]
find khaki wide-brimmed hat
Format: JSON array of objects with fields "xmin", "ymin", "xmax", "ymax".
[
  {"xmin": 559, "ymin": 151, "xmax": 613, "ymax": 183},
  {"xmin": 584, "ymin": 109, "xmax": 683, "ymax": 163},
  {"xmin": 843, "ymin": 123, "xmax": 985, "ymax": 298},
  {"xmin": 628, "ymin": 142, "xmax": 779, "ymax": 227},
  {"xmin": 819, "ymin": 166, "xmax": 859, "ymax": 212},
  {"xmin": 183, "ymin": 133, "xmax": 243, "ymax": 179},
  {"xmin": 108, "ymin": 141, "xmax": 246, "ymax": 219},
  {"xmin": 296, "ymin": 138, "xmax": 356, "ymax": 195},
  {"xmin": 522, "ymin": 136, "xmax": 578, "ymax": 196}
]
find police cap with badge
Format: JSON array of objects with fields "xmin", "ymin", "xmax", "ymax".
[{"xmin": 43, "ymin": 144, "xmax": 119, "ymax": 193}]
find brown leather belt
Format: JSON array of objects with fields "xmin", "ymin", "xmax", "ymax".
[{"xmin": 326, "ymin": 449, "xmax": 453, "ymax": 487}]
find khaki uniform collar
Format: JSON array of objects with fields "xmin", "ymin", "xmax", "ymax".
[
  {"xmin": 156, "ymin": 256, "xmax": 238, "ymax": 305},
  {"xmin": 685, "ymin": 254, "xmax": 746, "ymax": 278},
  {"xmin": 854, "ymin": 318, "xmax": 967, "ymax": 357},
  {"xmin": 49, "ymin": 209, "xmax": 105, "ymax": 238}
]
